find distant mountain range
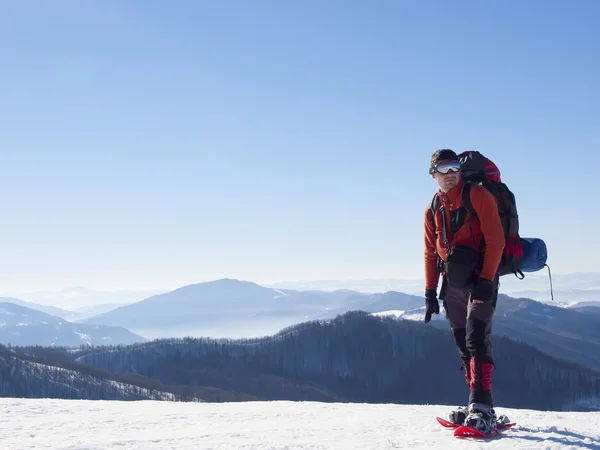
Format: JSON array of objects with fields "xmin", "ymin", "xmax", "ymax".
[
  {"xmin": 0, "ymin": 302, "xmax": 146, "ymax": 347},
  {"xmin": 266, "ymin": 272, "xmax": 600, "ymax": 305},
  {"xmin": 3, "ymin": 277, "xmax": 600, "ymax": 376},
  {"xmin": 507, "ymin": 289, "xmax": 600, "ymax": 307},
  {"xmin": 0, "ymin": 296, "xmax": 130, "ymax": 321},
  {"xmin": 0, "ymin": 287, "xmax": 163, "ymax": 310},
  {"xmin": 76, "ymin": 279, "xmax": 427, "ymax": 339},
  {"xmin": 0, "ymin": 296, "xmax": 81, "ymax": 321}
]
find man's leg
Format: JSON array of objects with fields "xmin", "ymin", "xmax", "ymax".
[
  {"xmin": 440, "ymin": 278, "xmax": 472, "ymax": 424},
  {"xmin": 441, "ymin": 278, "xmax": 471, "ymax": 383},
  {"xmin": 464, "ymin": 276, "xmax": 499, "ymax": 431}
]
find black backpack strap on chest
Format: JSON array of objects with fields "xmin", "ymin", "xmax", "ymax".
[
  {"xmin": 429, "ymin": 193, "xmax": 448, "ymax": 271},
  {"xmin": 429, "ymin": 194, "xmax": 438, "ymax": 237},
  {"xmin": 460, "ymin": 182, "xmax": 481, "ymax": 249},
  {"xmin": 438, "ymin": 197, "xmax": 451, "ymax": 255},
  {"xmin": 430, "ymin": 193, "xmax": 450, "ymax": 254}
]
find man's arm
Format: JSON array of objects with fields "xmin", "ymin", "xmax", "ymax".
[
  {"xmin": 424, "ymin": 207, "xmax": 440, "ymax": 291},
  {"xmin": 470, "ymin": 185, "xmax": 505, "ymax": 281}
]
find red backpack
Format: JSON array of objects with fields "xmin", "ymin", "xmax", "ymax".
[{"xmin": 458, "ymin": 151, "xmax": 524, "ymax": 278}]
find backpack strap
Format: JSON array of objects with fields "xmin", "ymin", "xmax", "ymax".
[
  {"xmin": 438, "ymin": 198, "xmax": 451, "ymax": 255},
  {"xmin": 428, "ymin": 193, "xmax": 447, "ymax": 271},
  {"xmin": 429, "ymin": 193, "xmax": 452, "ymax": 255},
  {"xmin": 428, "ymin": 193, "xmax": 438, "ymax": 238},
  {"xmin": 460, "ymin": 181, "xmax": 481, "ymax": 249},
  {"xmin": 461, "ymin": 182, "xmax": 475, "ymax": 218}
]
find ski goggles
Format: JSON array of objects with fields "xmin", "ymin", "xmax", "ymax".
[{"xmin": 429, "ymin": 160, "xmax": 461, "ymax": 175}]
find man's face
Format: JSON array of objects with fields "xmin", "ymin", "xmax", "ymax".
[{"xmin": 430, "ymin": 160, "xmax": 461, "ymax": 192}]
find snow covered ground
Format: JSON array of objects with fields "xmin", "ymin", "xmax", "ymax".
[{"xmin": 1, "ymin": 399, "xmax": 599, "ymax": 449}]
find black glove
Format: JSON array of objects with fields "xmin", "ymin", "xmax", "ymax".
[
  {"xmin": 471, "ymin": 277, "xmax": 495, "ymax": 303},
  {"xmin": 424, "ymin": 289, "xmax": 439, "ymax": 324}
]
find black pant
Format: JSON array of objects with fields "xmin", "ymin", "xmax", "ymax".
[{"xmin": 440, "ymin": 276, "xmax": 499, "ymax": 406}]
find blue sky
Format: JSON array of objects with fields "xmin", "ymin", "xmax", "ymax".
[{"xmin": 0, "ymin": 0, "xmax": 598, "ymax": 292}]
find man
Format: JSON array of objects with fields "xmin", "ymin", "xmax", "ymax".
[{"xmin": 423, "ymin": 149, "xmax": 505, "ymax": 433}]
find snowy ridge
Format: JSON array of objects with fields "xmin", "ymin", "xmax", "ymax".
[
  {"xmin": 372, "ymin": 306, "xmax": 440, "ymax": 323},
  {"xmin": 0, "ymin": 399, "xmax": 598, "ymax": 449},
  {"xmin": 273, "ymin": 289, "xmax": 289, "ymax": 298}
]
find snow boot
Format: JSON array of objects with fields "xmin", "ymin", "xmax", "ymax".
[
  {"xmin": 464, "ymin": 402, "xmax": 497, "ymax": 434},
  {"xmin": 497, "ymin": 414, "xmax": 511, "ymax": 425},
  {"xmin": 448, "ymin": 406, "xmax": 468, "ymax": 425}
]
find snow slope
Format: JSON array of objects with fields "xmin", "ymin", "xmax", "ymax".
[{"xmin": 0, "ymin": 398, "xmax": 598, "ymax": 449}]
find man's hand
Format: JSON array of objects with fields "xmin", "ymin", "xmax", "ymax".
[
  {"xmin": 471, "ymin": 278, "xmax": 495, "ymax": 304},
  {"xmin": 424, "ymin": 289, "xmax": 439, "ymax": 323}
]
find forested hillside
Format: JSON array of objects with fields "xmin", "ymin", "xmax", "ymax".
[{"xmin": 75, "ymin": 312, "xmax": 600, "ymax": 411}]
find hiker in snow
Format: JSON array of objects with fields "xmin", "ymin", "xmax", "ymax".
[{"xmin": 423, "ymin": 149, "xmax": 505, "ymax": 433}]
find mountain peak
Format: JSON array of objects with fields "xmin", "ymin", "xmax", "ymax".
[{"xmin": 171, "ymin": 278, "xmax": 274, "ymax": 295}]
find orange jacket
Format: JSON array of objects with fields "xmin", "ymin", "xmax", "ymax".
[{"xmin": 424, "ymin": 178, "xmax": 505, "ymax": 291}]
